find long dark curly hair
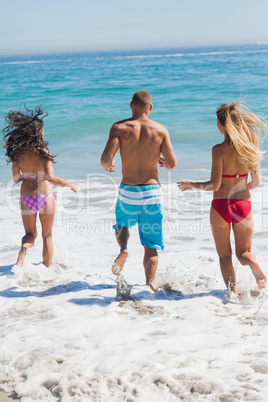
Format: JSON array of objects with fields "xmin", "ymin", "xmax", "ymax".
[{"xmin": 3, "ymin": 105, "xmax": 56, "ymax": 163}]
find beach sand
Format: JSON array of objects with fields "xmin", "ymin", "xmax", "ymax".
[
  {"xmin": 0, "ymin": 176, "xmax": 268, "ymax": 401},
  {"xmin": 0, "ymin": 390, "xmax": 19, "ymax": 401}
]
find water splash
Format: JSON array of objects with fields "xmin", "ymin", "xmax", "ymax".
[{"xmin": 115, "ymin": 273, "xmax": 133, "ymax": 301}]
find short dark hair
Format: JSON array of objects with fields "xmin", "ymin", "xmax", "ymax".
[{"xmin": 132, "ymin": 90, "xmax": 152, "ymax": 109}]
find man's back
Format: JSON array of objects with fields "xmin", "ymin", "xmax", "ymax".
[
  {"xmin": 101, "ymin": 90, "xmax": 176, "ymax": 185},
  {"xmin": 113, "ymin": 117, "xmax": 166, "ymax": 185}
]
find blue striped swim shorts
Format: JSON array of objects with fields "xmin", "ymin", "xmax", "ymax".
[{"xmin": 113, "ymin": 183, "xmax": 164, "ymax": 250}]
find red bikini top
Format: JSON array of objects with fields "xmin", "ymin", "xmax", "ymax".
[{"xmin": 222, "ymin": 173, "xmax": 248, "ymax": 178}]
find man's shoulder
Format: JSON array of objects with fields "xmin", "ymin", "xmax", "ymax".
[
  {"xmin": 111, "ymin": 118, "xmax": 133, "ymax": 131},
  {"xmin": 146, "ymin": 119, "xmax": 168, "ymax": 134},
  {"xmin": 111, "ymin": 118, "xmax": 168, "ymax": 136}
]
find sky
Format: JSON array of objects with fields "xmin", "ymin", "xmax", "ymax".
[{"xmin": 0, "ymin": 0, "xmax": 268, "ymax": 55}]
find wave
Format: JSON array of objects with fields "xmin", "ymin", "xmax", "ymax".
[
  {"xmin": 1, "ymin": 59, "xmax": 71, "ymax": 65},
  {"xmin": 2, "ymin": 60, "xmax": 50, "ymax": 65},
  {"xmin": 2, "ymin": 48, "xmax": 268, "ymax": 65},
  {"xmin": 115, "ymin": 49, "xmax": 268, "ymax": 60}
]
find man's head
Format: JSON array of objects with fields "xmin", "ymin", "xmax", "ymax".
[{"xmin": 131, "ymin": 90, "xmax": 152, "ymax": 113}]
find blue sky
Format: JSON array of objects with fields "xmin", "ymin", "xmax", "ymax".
[{"xmin": 1, "ymin": 0, "xmax": 268, "ymax": 55}]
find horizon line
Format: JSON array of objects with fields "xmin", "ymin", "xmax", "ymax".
[{"xmin": 0, "ymin": 42, "xmax": 267, "ymax": 58}]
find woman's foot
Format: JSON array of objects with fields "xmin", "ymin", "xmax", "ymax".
[
  {"xmin": 231, "ymin": 286, "xmax": 239, "ymax": 295},
  {"xmin": 16, "ymin": 247, "xmax": 27, "ymax": 267},
  {"xmin": 147, "ymin": 280, "xmax": 157, "ymax": 292},
  {"xmin": 222, "ymin": 289, "xmax": 239, "ymax": 304},
  {"xmin": 228, "ymin": 280, "xmax": 238, "ymax": 295},
  {"xmin": 250, "ymin": 262, "xmax": 267, "ymax": 290},
  {"xmin": 112, "ymin": 249, "xmax": 129, "ymax": 275}
]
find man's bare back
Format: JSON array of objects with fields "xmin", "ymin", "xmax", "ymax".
[
  {"xmin": 112, "ymin": 117, "xmax": 173, "ymax": 185},
  {"xmin": 101, "ymin": 97, "xmax": 176, "ymax": 185}
]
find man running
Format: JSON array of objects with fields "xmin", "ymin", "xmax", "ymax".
[{"xmin": 101, "ymin": 90, "xmax": 177, "ymax": 289}]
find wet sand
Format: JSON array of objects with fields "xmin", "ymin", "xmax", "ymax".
[{"xmin": 0, "ymin": 390, "xmax": 19, "ymax": 401}]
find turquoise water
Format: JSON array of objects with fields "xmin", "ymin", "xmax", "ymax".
[{"xmin": 1, "ymin": 44, "xmax": 268, "ymax": 181}]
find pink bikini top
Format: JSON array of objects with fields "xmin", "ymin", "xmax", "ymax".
[
  {"xmin": 22, "ymin": 174, "xmax": 46, "ymax": 185},
  {"xmin": 222, "ymin": 173, "xmax": 248, "ymax": 178}
]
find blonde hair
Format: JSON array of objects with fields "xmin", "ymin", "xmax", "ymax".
[{"xmin": 216, "ymin": 99, "xmax": 268, "ymax": 173}]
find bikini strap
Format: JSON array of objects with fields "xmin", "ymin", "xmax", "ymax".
[
  {"xmin": 22, "ymin": 175, "xmax": 38, "ymax": 184},
  {"xmin": 222, "ymin": 173, "xmax": 248, "ymax": 178},
  {"xmin": 22, "ymin": 174, "xmax": 46, "ymax": 185}
]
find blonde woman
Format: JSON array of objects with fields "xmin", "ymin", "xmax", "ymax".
[{"xmin": 178, "ymin": 100, "xmax": 267, "ymax": 295}]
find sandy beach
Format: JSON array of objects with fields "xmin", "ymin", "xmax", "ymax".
[
  {"xmin": 0, "ymin": 173, "xmax": 268, "ymax": 401},
  {"xmin": 0, "ymin": 390, "xmax": 19, "ymax": 401}
]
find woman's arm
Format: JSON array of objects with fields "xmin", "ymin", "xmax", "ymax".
[
  {"xmin": 45, "ymin": 160, "xmax": 77, "ymax": 192},
  {"xmin": 248, "ymin": 170, "xmax": 260, "ymax": 190},
  {"xmin": 12, "ymin": 162, "xmax": 23, "ymax": 184},
  {"xmin": 177, "ymin": 145, "xmax": 223, "ymax": 191}
]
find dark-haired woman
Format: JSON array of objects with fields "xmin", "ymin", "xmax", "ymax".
[
  {"xmin": 178, "ymin": 100, "xmax": 267, "ymax": 295},
  {"xmin": 3, "ymin": 106, "xmax": 77, "ymax": 267}
]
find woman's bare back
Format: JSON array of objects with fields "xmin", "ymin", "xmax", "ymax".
[
  {"xmin": 16, "ymin": 152, "xmax": 53, "ymax": 196},
  {"xmin": 213, "ymin": 141, "xmax": 250, "ymax": 200}
]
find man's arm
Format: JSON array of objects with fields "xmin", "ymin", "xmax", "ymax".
[
  {"xmin": 159, "ymin": 128, "xmax": 177, "ymax": 169},
  {"xmin": 101, "ymin": 124, "xmax": 120, "ymax": 172}
]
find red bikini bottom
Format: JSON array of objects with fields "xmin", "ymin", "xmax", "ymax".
[{"xmin": 211, "ymin": 199, "xmax": 251, "ymax": 224}]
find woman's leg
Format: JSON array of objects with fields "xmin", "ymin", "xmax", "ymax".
[
  {"xmin": 16, "ymin": 201, "xmax": 37, "ymax": 266},
  {"xmin": 210, "ymin": 206, "xmax": 237, "ymax": 293},
  {"xmin": 232, "ymin": 211, "xmax": 266, "ymax": 289},
  {"xmin": 39, "ymin": 196, "xmax": 55, "ymax": 267}
]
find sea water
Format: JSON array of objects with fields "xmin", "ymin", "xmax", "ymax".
[{"xmin": 1, "ymin": 44, "xmax": 268, "ymax": 183}]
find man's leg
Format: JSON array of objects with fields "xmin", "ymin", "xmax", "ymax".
[
  {"xmin": 112, "ymin": 227, "xmax": 130, "ymax": 274},
  {"xmin": 139, "ymin": 201, "xmax": 164, "ymax": 289},
  {"xmin": 143, "ymin": 246, "xmax": 158, "ymax": 290}
]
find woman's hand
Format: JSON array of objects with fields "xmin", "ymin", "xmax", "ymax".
[
  {"xmin": 71, "ymin": 183, "xmax": 78, "ymax": 192},
  {"xmin": 247, "ymin": 171, "xmax": 260, "ymax": 190},
  {"xmin": 177, "ymin": 180, "xmax": 196, "ymax": 191}
]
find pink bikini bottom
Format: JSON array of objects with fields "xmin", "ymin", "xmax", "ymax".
[
  {"xmin": 20, "ymin": 192, "xmax": 57, "ymax": 213},
  {"xmin": 211, "ymin": 199, "xmax": 251, "ymax": 224}
]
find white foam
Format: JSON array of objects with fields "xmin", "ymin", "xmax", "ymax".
[
  {"xmin": 115, "ymin": 49, "xmax": 268, "ymax": 60},
  {"xmin": 0, "ymin": 178, "xmax": 268, "ymax": 401},
  {"xmin": 2, "ymin": 61, "xmax": 50, "ymax": 65},
  {"xmin": 0, "ymin": 59, "xmax": 72, "ymax": 65}
]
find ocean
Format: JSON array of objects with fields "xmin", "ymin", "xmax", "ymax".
[{"xmin": 1, "ymin": 44, "xmax": 268, "ymax": 182}]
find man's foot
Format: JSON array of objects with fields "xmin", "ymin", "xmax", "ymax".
[
  {"xmin": 112, "ymin": 249, "xmax": 128, "ymax": 275},
  {"xmin": 16, "ymin": 247, "xmax": 27, "ymax": 267},
  {"xmin": 250, "ymin": 262, "xmax": 267, "ymax": 290}
]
